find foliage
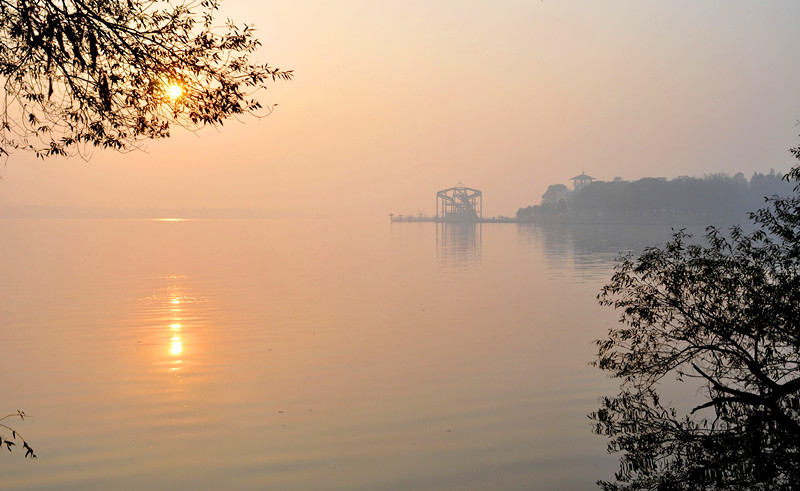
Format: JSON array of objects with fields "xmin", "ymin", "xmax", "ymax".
[
  {"xmin": 0, "ymin": 411, "xmax": 36, "ymax": 459},
  {"xmin": 0, "ymin": 0, "xmax": 292, "ymax": 158},
  {"xmin": 570, "ymin": 172, "xmax": 787, "ymax": 222},
  {"xmin": 591, "ymin": 149, "xmax": 800, "ymax": 489},
  {"xmin": 517, "ymin": 171, "xmax": 790, "ymax": 223}
]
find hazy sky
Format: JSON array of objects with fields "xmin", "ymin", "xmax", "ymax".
[{"xmin": 2, "ymin": 0, "xmax": 800, "ymax": 218}]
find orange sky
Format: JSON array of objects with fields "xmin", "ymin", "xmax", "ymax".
[{"xmin": 2, "ymin": 1, "xmax": 800, "ymax": 218}]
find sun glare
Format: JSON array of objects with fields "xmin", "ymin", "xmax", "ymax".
[
  {"xmin": 167, "ymin": 83, "xmax": 183, "ymax": 100},
  {"xmin": 170, "ymin": 335, "xmax": 183, "ymax": 356}
]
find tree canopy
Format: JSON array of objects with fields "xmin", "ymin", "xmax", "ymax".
[
  {"xmin": 517, "ymin": 171, "xmax": 790, "ymax": 224},
  {"xmin": 0, "ymin": 0, "xmax": 292, "ymax": 158},
  {"xmin": 592, "ymin": 146, "xmax": 800, "ymax": 489}
]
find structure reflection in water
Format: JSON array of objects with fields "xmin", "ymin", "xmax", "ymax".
[
  {"xmin": 515, "ymin": 222, "xmax": 689, "ymax": 282},
  {"xmin": 436, "ymin": 222, "xmax": 482, "ymax": 272}
]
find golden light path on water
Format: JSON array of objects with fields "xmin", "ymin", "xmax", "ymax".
[
  {"xmin": 0, "ymin": 218, "xmax": 691, "ymax": 489},
  {"xmin": 168, "ymin": 293, "xmax": 188, "ymax": 369}
]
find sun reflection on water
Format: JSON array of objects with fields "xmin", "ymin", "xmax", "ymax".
[
  {"xmin": 141, "ymin": 279, "xmax": 206, "ymax": 376},
  {"xmin": 170, "ymin": 335, "xmax": 183, "ymax": 356},
  {"xmin": 168, "ymin": 294, "xmax": 187, "ymax": 370}
]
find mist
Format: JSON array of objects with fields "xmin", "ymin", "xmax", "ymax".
[
  {"xmin": 1, "ymin": 1, "xmax": 799, "ymax": 220},
  {"xmin": 6, "ymin": 2, "xmax": 800, "ymax": 488}
]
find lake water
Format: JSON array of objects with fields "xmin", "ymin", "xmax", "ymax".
[{"xmin": 0, "ymin": 218, "xmax": 683, "ymax": 490}]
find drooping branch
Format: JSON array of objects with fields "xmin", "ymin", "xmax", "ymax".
[
  {"xmin": 0, "ymin": 411, "xmax": 36, "ymax": 459},
  {"xmin": 0, "ymin": 0, "xmax": 292, "ymax": 158}
]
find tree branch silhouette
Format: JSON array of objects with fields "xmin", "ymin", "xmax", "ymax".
[
  {"xmin": 0, "ymin": 0, "xmax": 292, "ymax": 159},
  {"xmin": 592, "ymin": 145, "xmax": 800, "ymax": 490},
  {"xmin": 0, "ymin": 410, "xmax": 36, "ymax": 459}
]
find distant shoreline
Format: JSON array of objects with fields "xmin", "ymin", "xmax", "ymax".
[
  {"xmin": 513, "ymin": 214, "xmax": 742, "ymax": 226},
  {"xmin": 388, "ymin": 214, "xmax": 750, "ymax": 228},
  {"xmin": 0, "ymin": 205, "xmax": 310, "ymax": 220}
]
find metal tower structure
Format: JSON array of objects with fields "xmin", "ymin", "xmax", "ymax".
[{"xmin": 436, "ymin": 184, "xmax": 482, "ymax": 222}]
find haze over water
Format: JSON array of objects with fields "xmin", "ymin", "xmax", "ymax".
[
  {"xmin": 2, "ymin": 1, "xmax": 800, "ymax": 219},
  {"xmin": 2, "ymin": 2, "xmax": 800, "ymax": 489},
  {"xmin": 0, "ymin": 218, "xmax": 684, "ymax": 489}
]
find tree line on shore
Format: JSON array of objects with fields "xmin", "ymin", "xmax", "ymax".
[{"xmin": 517, "ymin": 171, "xmax": 791, "ymax": 224}]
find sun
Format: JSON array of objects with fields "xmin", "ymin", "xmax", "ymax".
[{"xmin": 167, "ymin": 83, "xmax": 183, "ymax": 100}]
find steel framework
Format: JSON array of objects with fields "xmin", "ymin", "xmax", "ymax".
[{"xmin": 436, "ymin": 185, "xmax": 482, "ymax": 222}]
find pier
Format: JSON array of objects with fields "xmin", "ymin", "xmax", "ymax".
[
  {"xmin": 389, "ymin": 214, "xmax": 515, "ymax": 223},
  {"xmin": 390, "ymin": 184, "xmax": 515, "ymax": 223}
]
